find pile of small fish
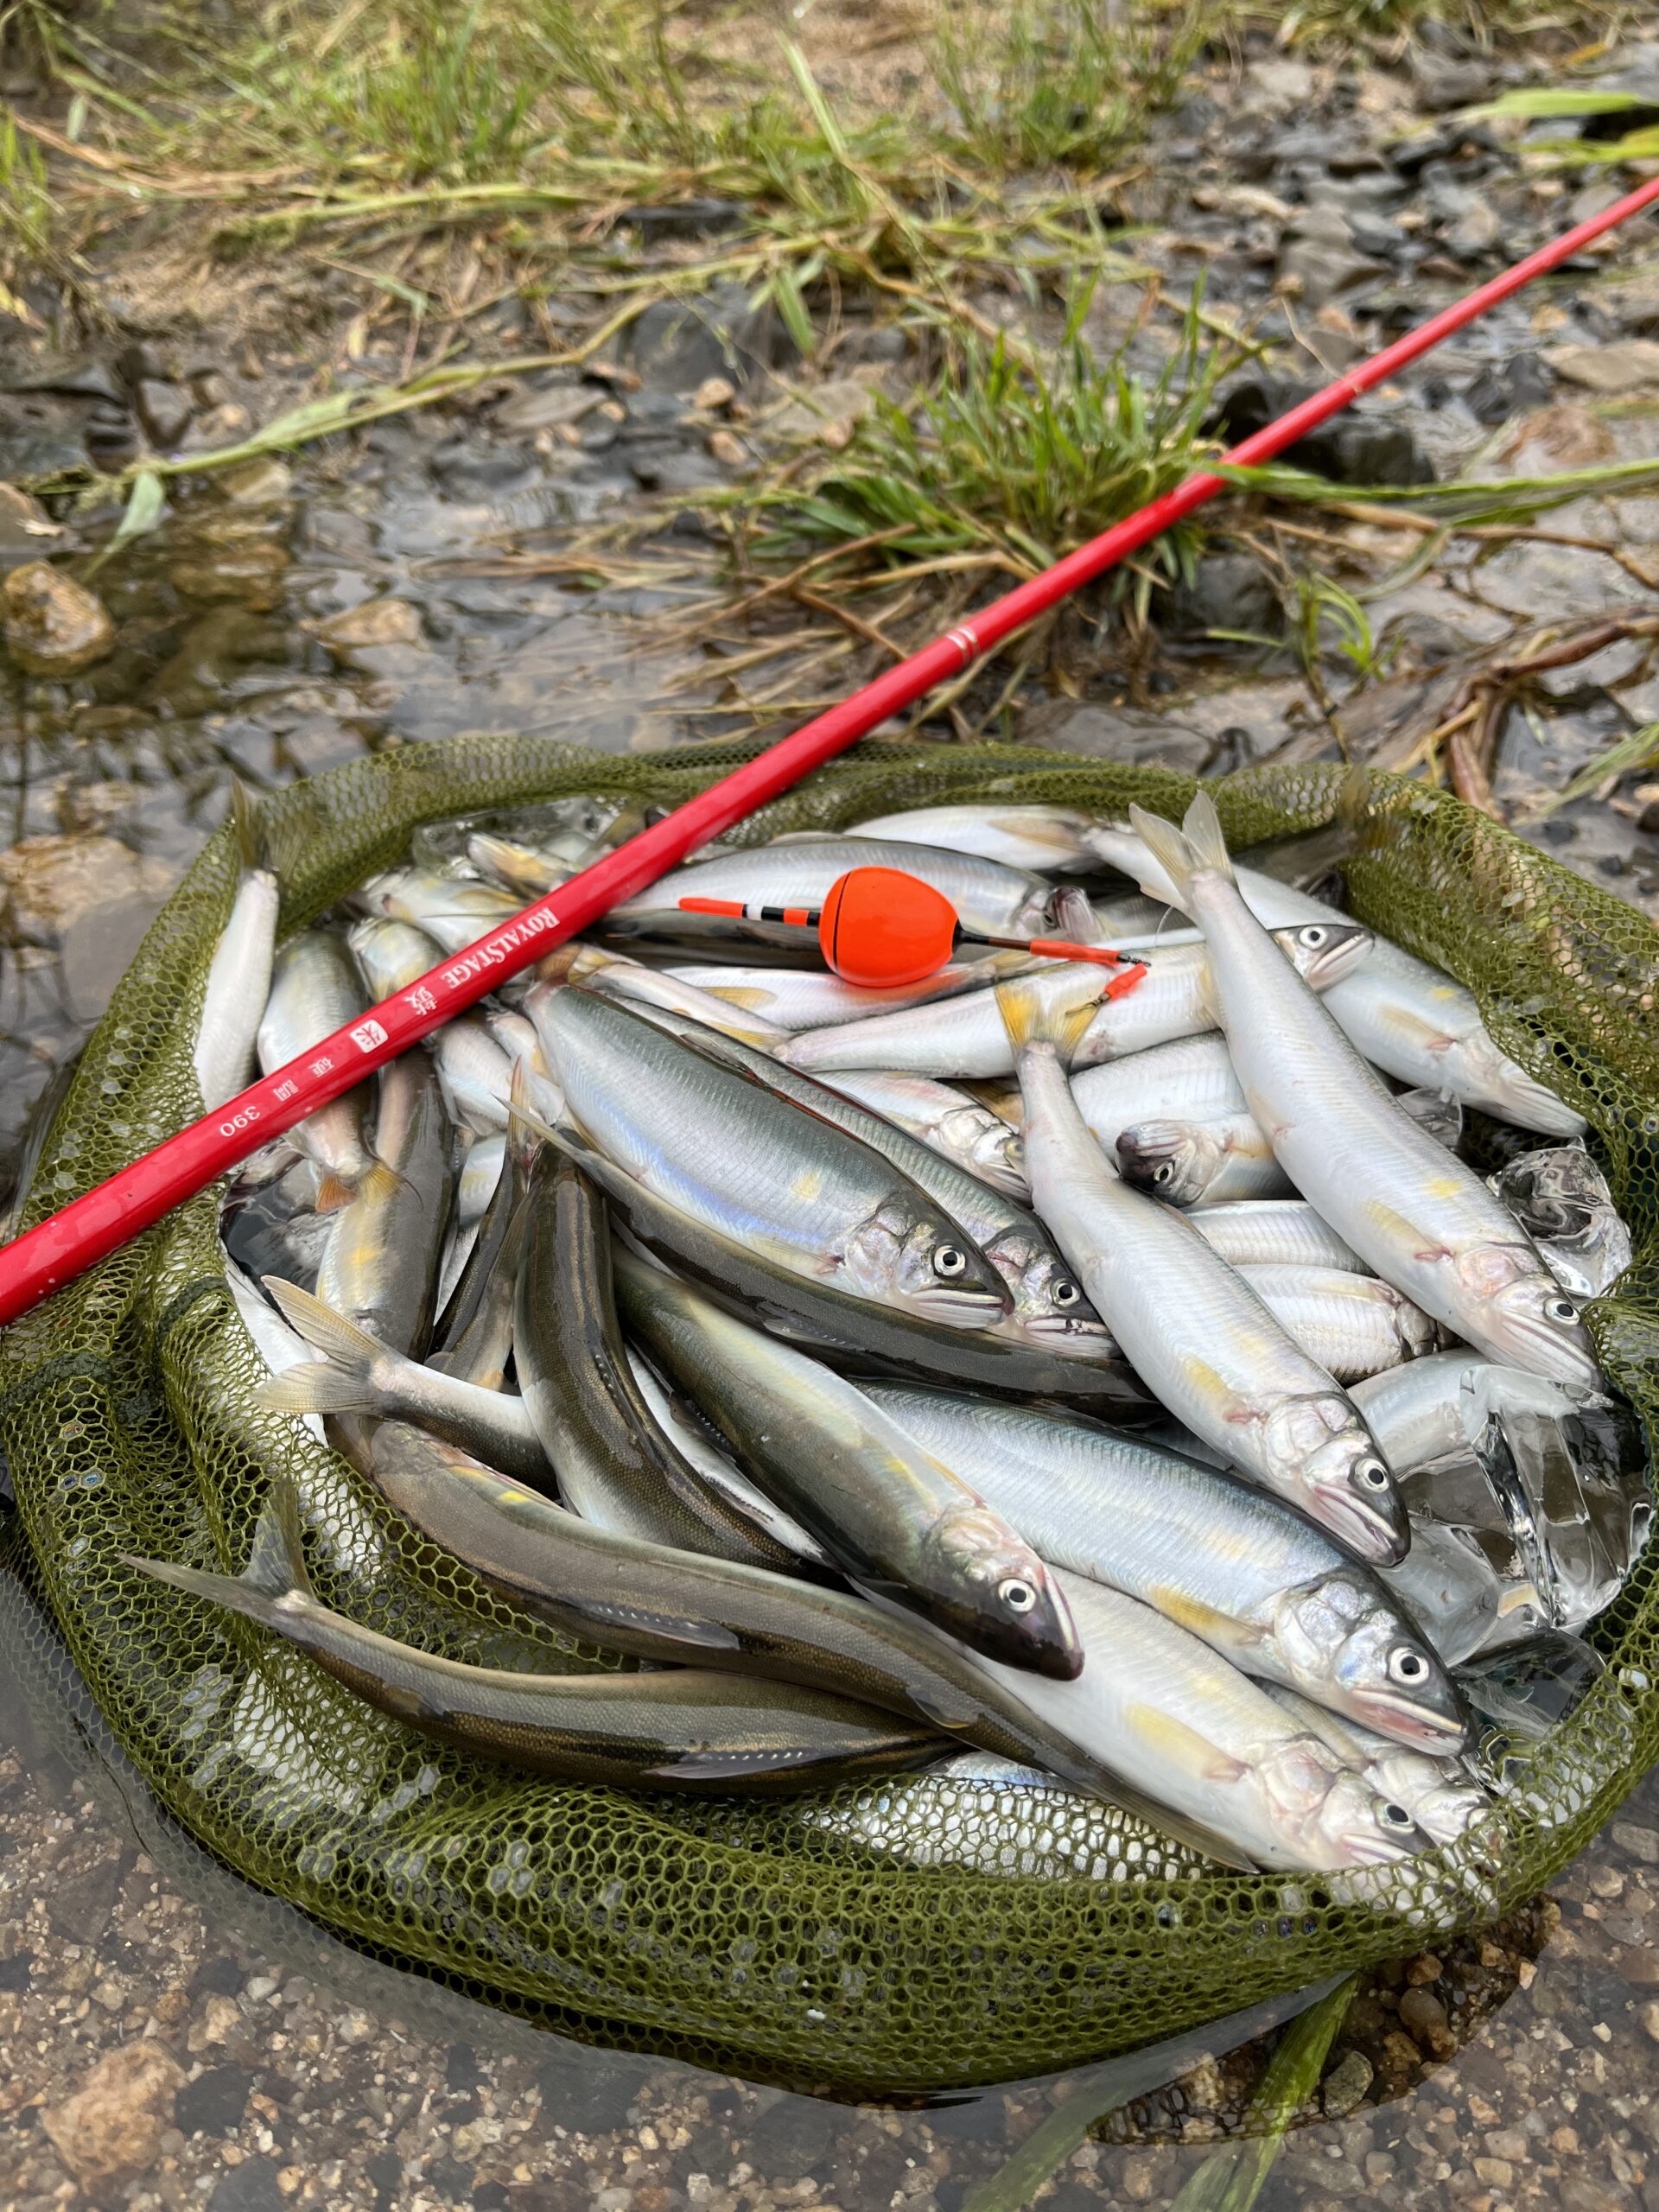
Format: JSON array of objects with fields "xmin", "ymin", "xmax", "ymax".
[{"xmin": 135, "ymin": 785, "xmax": 1649, "ymax": 1881}]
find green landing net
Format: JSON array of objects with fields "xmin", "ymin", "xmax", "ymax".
[{"xmin": 3, "ymin": 735, "xmax": 1654, "ymax": 2094}]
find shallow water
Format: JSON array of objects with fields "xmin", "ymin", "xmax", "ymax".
[{"xmin": 3, "ymin": 385, "xmax": 1659, "ymax": 2211}]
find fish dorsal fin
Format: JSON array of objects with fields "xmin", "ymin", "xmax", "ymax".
[{"xmin": 1128, "ymin": 1704, "xmax": 1251, "ymax": 1785}]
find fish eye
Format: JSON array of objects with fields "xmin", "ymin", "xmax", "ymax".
[
  {"xmin": 1380, "ymin": 1802, "xmax": 1414, "ymax": 1831},
  {"xmin": 998, "ymin": 1578, "xmax": 1038, "ymax": 1614},
  {"xmin": 1052, "ymin": 1279, "xmax": 1081, "ymax": 1308},
  {"xmin": 934, "ymin": 1244, "xmax": 968, "ymax": 1279},
  {"xmin": 1300, "ymin": 925, "xmax": 1328, "ymax": 948},
  {"xmin": 1154, "ymin": 1161, "xmax": 1176, "ymax": 1185},
  {"xmin": 1355, "ymin": 1458, "xmax": 1390, "ymax": 1492},
  {"xmin": 1547, "ymin": 1296, "xmax": 1580, "ymax": 1324},
  {"xmin": 1389, "ymin": 1647, "xmax": 1429, "ymax": 1685}
]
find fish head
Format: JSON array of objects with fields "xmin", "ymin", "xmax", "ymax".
[
  {"xmin": 924, "ymin": 1507, "xmax": 1082, "ymax": 1678},
  {"xmin": 1270, "ymin": 920, "xmax": 1375, "ymax": 992},
  {"xmin": 1259, "ymin": 1737, "xmax": 1427, "ymax": 1867},
  {"xmin": 1365, "ymin": 1751, "xmax": 1491, "ymax": 1847},
  {"xmin": 1459, "ymin": 1246, "xmax": 1602, "ymax": 1386},
  {"xmin": 1460, "ymin": 1036, "xmax": 1587, "ymax": 1139},
  {"xmin": 1278, "ymin": 1572, "xmax": 1468, "ymax": 1752},
  {"xmin": 844, "ymin": 1198, "xmax": 1010, "ymax": 1328},
  {"xmin": 1267, "ymin": 1396, "xmax": 1409, "ymax": 1565},
  {"xmin": 985, "ymin": 1231, "xmax": 1115, "ymax": 1354},
  {"xmin": 1116, "ymin": 1120, "xmax": 1219, "ymax": 1207}
]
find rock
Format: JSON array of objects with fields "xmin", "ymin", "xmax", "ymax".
[
  {"xmin": 1544, "ymin": 340, "xmax": 1659, "ymax": 392},
  {"xmin": 1614, "ymin": 1820, "xmax": 1659, "ymax": 1864},
  {"xmin": 1413, "ymin": 53, "xmax": 1495, "ymax": 111},
  {"xmin": 429, "ymin": 435, "xmax": 538, "ymax": 494},
  {"xmin": 1322, "ymin": 2049, "xmax": 1375, "ymax": 2118},
  {"xmin": 1022, "ymin": 700, "xmax": 1215, "ymax": 776},
  {"xmin": 0, "ymin": 480, "xmax": 61, "ymax": 572},
  {"xmin": 49, "ymin": 1850, "xmax": 129, "ymax": 1942},
  {"xmin": 497, "ymin": 380, "xmax": 605, "ymax": 434},
  {"xmin": 135, "ymin": 377, "xmax": 193, "ymax": 448},
  {"xmin": 1, "ymin": 560, "xmax": 116, "ymax": 674},
  {"xmin": 175, "ymin": 2064, "xmax": 257, "ymax": 2139},
  {"xmin": 1464, "ymin": 353, "xmax": 1556, "ymax": 423},
  {"xmin": 85, "ymin": 401, "xmax": 141, "ymax": 471},
  {"xmin": 1397, "ymin": 1985, "xmax": 1450, "ymax": 2045},
  {"xmin": 207, "ymin": 2157, "xmax": 289, "ymax": 2212},
  {"xmin": 1165, "ymin": 549, "xmax": 1281, "ymax": 639},
  {"xmin": 0, "ymin": 833, "xmax": 176, "ymax": 939},
  {"xmin": 1621, "ymin": 1946, "xmax": 1659, "ymax": 1985},
  {"xmin": 630, "ymin": 281, "xmax": 777, "ymax": 393},
  {"xmin": 40, "ymin": 2041, "xmax": 185, "ymax": 2189},
  {"xmin": 1601, "ymin": 263, "xmax": 1659, "ymax": 334},
  {"xmin": 1446, "ymin": 199, "xmax": 1501, "ymax": 257},
  {"xmin": 708, "ymin": 429, "xmax": 746, "ymax": 467},
  {"xmin": 1209, "ymin": 372, "xmax": 1432, "ymax": 485},
  {"xmin": 317, "ymin": 596, "xmax": 423, "ymax": 650},
  {"xmin": 0, "ymin": 353, "xmax": 125, "ymax": 405},
  {"xmin": 1280, "ymin": 206, "xmax": 1387, "ymax": 307},
  {"xmin": 767, "ymin": 376, "xmax": 879, "ymax": 442},
  {"xmin": 1246, "ymin": 57, "xmax": 1313, "ymax": 107},
  {"xmin": 629, "ymin": 447, "xmax": 728, "ymax": 493},
  {"xmin": 219, "ymin": 458, "xmax": 293, "ymax": 505},
  {"xmin": 62, "ymin": 887, "xmax": 175, "ymax": 1020},
  {"xmin": 693, "ymin": 376, "xmax": 736, "ymax": 410}
]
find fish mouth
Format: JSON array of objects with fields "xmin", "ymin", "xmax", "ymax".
[
  {"xmin": 1479, "ymin": 1314, "xmax": 1603, "ymax": 1390},
  {"xmin": 909, "ymin": 1286, "xmax": 1012, "ymax": 1327},
  {"xmin": 1016, "ymin": 1313, "xmax": 1118, "ymax": 1352},
  {"xmin": 1349, "ymin": 1689, "xmax": 1471, "ymax": 1755},
  {"xmin": 1338, "ymin": 1828, "xmax": 1424, "ymax": 1867},
  {"xmin": 1317, "ymin": 1484, "xmax": 1410, "ymax": 1568}
]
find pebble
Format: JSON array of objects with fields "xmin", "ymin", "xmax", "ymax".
[
  {"xmin": 1, "ymin": 559, "xmax": 117, "ymax": 674},
  {"xmin": 317, "ymin": 596, "xmax": 423, "ymax": 650},
  {"xmin": 1614, "ymin": 1821, "xmax": 1659, "ymax": 1864},
  {"xmin": 40, "ymin": 2040, "xmax": 185, "ymax": 2188},
  {"xmin": 219, "ymin": 458, "xmax": 294, "ymax": 505},
  {"xmin": 1641, "ymin": 2001, "xmax": 1659, "ymax": 2045},
  {"xmin": 1321, "ymin": 2050, "xmax": 1374, "ymax": 2117},
  {"xmin": 1542, "ymin": 340, "xmax": 1659, "ymax": 393}
]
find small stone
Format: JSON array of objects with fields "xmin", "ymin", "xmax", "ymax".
[
  {"xmin": 1475, "ymin": 2158, "xmax": 1515, "ymax": 2188},
  {"xmin": 219, "ymin": 459, "xmax": 292, "ymax": 505},
  {"xmin": 1446, "ymin": 200, "xmax": 1501, "ymax": 257},
  {"xmin": 1, "ymin": 560, "xmax": 116, "ymax": 674},
  {"xmin": 1121, "ymin": 2153, "xmax": 1160, "ymax": 2202},
  {"xmin": 1405, "ymin": 1953, "xmax": 1443, "ymax": 1986},
  {"xmin": 1543, "ymin": 340, "xmax": 1659, "ymax": 394},
  {"xmin": 40, "ymin": 2041, "xmax": 185, "ymax": 2189},
  {"xmin": 175, "ymin": 2065, "xmax": 256, "ymax": 2139},
  {"xmin": 1398, "ymin": 1986, "xmax": 1449, "ymax": 2044},
  {"xmin": 1321, "ymin": 2050, "xmax": 1374, "ymax": 2118},
  {"xmin": 1622, "ymin": 1944, "xmax": 1659, "ymax": 1983},
  {"xmin": 0, "ymin": 480, "xmax": 60, "ymax": 572},
  {"xmin": 694, "ymin": 376, "xmax": 736, "ymax": 410},
  {"xmin": 317, "ymin": 596, "xmax": 423, "ymax": 651},
  {"xmin": 188, "ymin": 1993, "xmax": 245, "ymax": 2053},
  {"xmin": 1642, "ymin": 2000, "xmax": 1659, "ymax": 2044},
  {"xmin": 1615, "ymin": 1821, "xmax": 1659, "ymax": 1864},
  {"xmin": 708, "ymin": 429, "xmax": 746, "ymax": 467},
  {"xmin": 135, "ymin": 378, "xmax": 193, "ymax": 448},
  {"xmin": 208, "ymin": 2157, "xmax": 289, "ymax": 2212}
]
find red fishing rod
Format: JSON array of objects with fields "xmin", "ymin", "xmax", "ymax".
[{"xmin": 3, "ymin": 173, "xmax": 1656, "ymax": 1329}]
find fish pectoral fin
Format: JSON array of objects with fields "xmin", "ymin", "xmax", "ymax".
[
  {"xmin": 1128, "ymin": 1704, "xmax": 1251, "ymax": 1786},
  {"xmin": 1147, "ymin": 1586, "xmax": 1260, "ymax": 1649},
  {"xmin": 1176, "ymin": 1353, "xmax": 1255, "ymax": 1428}
]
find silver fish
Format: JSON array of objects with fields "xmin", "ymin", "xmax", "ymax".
[
  {"xmin": 225, "ymin": 1261, "xmax": 324, "ymax": 1445},
  {"xmin": 195, "ymin": 786, "xmax": 278, "ymax": 1112},
  {"xmin": 429, "ymin": 1014, "xmax": 513, "ymax": 1135},
  {"xmin": 1090, "ymin": 818, "xmax": 1585, "ymax": 1137},
  {"xmin": 1071, "ymin": 1033, "xmax": 1246, "ymax": 1150},
  {"xmin": 256, "ymin": 1277, "xmax": 550, "ymax": 1491},
  {"xmin": 792, "ymin": 1751, "xmax": 1204, "ymax": 1881},
  {"xmin": 353, "ymin": 867, "xmax": 521, "ymax": 955},
  {"xmin": 779, "ymin": 925, "xmax": 1369, "ymax": 1079},
  {"xmin": 996, "ymin": 966, "xmax": 1407, "ymax": 1562},
  {"xmin": 1129, "ymin": 795, "xmax": 1599, "ymax": 1388},
  {"xmin": 1190, "ymin": 1200, "xmax": 1365, "ymax": 1274},
  {"xmin": 1262, "ymin": 1685, "xmax": 1490, "ymax": 1847},
  {"xmin": 256, "ymin": 932, "xmax": 392, "ymax": 1211},
  {"xmin": 962, "ymin": 1568, "xmax": 1429, "ymax": 1872},
  {"xmin": 525, "ymin": 985, "xmax": 1009, "ymax": 1330},
  {"xmin": 347, "ymin": 915, "xmax": 444, "ymax": 1001},
  {"xmin": 563, "ymin": 944, "xmax": 790, "ymax": 1049},
  {"xmin": 843, "ymin": 803, "xmax": 1112, "ymax": 874},
  {"xmin": 314, "ymin": 1052, "xmax": 454, "ymax": 1357},
  {"xmin": 866, "ymin": 1382, "xmax": 1465, "ymax": 1749},
  {"xmin": 1236, "ymin": 1265, "xmax": 1442, "ymax": 1384},
  {"xmin": 610, "ymin": 998, "xmax": 1106, "ymax": 1359},
  {"xmin": 1116, "ymin": 1115, "xmax": 1294, "ymax": 1206},
  {"xmin": 1491, "ymin": 1145, "xmax": 1632, "ymax": 1300},
  {"xmin": 465, "ymin": 830, "xmax": 583, "ymax": 897},
  {"xmin": 815, "ymin": 1070, "xmax": 1030, "ymax": 1199},
  {"xmin": 665, "ymin": 955, "xmax": 1029, "ymax": 1032},
  {"xmin": 609, "ymin": 837, "xmax": 1054, "ymax": 947},
  {"xmin": 457, "ymin": 1133, "xmax": 505, "ymax": 1225},
  {"xmin": 617, "ymin": 1254, "xmax": 1081, "ymax": 1678}
]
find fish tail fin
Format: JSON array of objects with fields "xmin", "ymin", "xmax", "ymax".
[
  {"xmin": 533, "ymin": 943, "xmax": 590, "ymax": 986},
  {"xmin": 995, "ymin": 974, "xmax": 1097, "ymax": 1066},
  {"xmin": 123, "ymin": 1474, "xmax": 314, "ymax": 1625},
  {"xmin": 230, "ymin": 775, "xmax": 265, "ymax": 875},
  {"xmin": 505, "ymin": 1057, "xmax": 569, "ymax": 1155},
  {"xmin": 1050, "ymin": 886, "xmax": 1106, "ymax": 946},
  {"xmin": 314, "ymin": 1173, "xmax": 354, "ymax": 1214},
  {"xmin": 253, "ymin": 1362, "xmax": 378, "ymax": 1415},
  {"xmin": 359, "ymin": 1160, "xmax": 404, "ymax": 1206},
  {"xmin": 1127, "ymin": 792, "xmax": 1233, "ymax": 916},
  {"xmin": 260, "ymin": 1276, "xmax": 384, "ymax": 1370}
]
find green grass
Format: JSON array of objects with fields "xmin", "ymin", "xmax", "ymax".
[
  {"xmin": 933, "ymin": 0, "xmax": 1211, "ymax": 174},
  {"xmin": 0, "ymin": 111, "xmax": 60, "ymax": 289},
  {"xmin": 721, "ymin": 291, "xmax": 1226, "ymax": 620}
]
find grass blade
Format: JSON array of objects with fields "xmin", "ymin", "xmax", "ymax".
[{"xmin": 1530, "ymin": 720, "xmax": 1659, "ymax": 818}]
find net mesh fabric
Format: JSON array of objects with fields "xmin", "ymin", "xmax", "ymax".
[{"xmin": 2, "ymin": 734, "xmax": 1653, "ymax": 2094}]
